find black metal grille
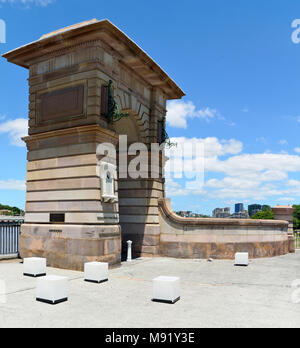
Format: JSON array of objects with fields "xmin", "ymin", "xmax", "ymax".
[
  {"xmin": 0, "ymin": 224, "xmax": 20, "ymax": 255},
  {"xmin": 295, "ymin": 232, "xmax": 300, "ymax": 250}
]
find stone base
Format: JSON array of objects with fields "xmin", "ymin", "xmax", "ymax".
[
  {"xmin": 20, "ymin": 224, "xmax": 121, "ymax": 271},
  {"xmin": 288, "ymin": 235, "xmax": 296, "ymax": 253},
  {"xmin": 159, "ymin": 241, "xmax": 290, "ymax": 260}
]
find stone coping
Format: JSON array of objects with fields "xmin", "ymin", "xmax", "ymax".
[
  {"xmin": 2, "ymin": 19, "xmax": 185, "ymax": 100},
  {"xmin": 159, "ymin": 198, "xmax": 289, "ymax": 228},
  {"xmin": 272, "ymin": 206, "xmax": 296, "ymax": 214}
]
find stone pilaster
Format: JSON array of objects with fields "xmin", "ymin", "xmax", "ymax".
[{"xmin": 272, "ymin": 205, "xmax": 295, "ymax": 253}]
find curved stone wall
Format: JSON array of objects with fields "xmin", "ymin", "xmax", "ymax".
[{"xmin": 158, "ymin": 199, "xmax": 290, "ymax": 259}]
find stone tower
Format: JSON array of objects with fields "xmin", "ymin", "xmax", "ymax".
[{"xmin": 3, "ymin": 19, "xmax": 184, "ymax": 270}]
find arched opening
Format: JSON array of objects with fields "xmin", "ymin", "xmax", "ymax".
[
  {"xmin": 111, "ymin": 111, "xmax": 162, "ymax": 259},
  {"xmin": 112, "ymin": 113, "xmax": 143, "ymax": 144}
]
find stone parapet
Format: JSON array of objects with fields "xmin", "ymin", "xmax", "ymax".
[{"xmin": 159, "ymin": 199, "xmax": 290, "ymax": 260}]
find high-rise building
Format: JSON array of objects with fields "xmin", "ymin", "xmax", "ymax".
[
  {"xmin": 248, "ymin": 204, "xmax": 262, "ymax": 217},
  {"xmin": 231, "ymin": 210, "xmax": 250, "ymax": 219},
  {"xmin": 213, "ymin": 207, "xmax": 231, "ymax": 218},
  {"xmin": 235, "ymin": 203, "xmax": 244, "ymax": 213}
]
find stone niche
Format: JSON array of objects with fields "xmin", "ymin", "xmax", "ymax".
[{"xmin": 3, "ymin": 19, "xmax": 184, "ymax": 270}]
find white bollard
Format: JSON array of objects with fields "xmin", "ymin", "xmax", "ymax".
[
  {"xmin": 127, "ymin": 240, "xmax": 132, "ymax": 262},
  {"xmin": 84, "ymin": 262, "xmax": 108, "ymax": 284},
  {"xmin": 24, "ymin": 257, "xmax": 47, "ymax": 277},
  {"xmin": 235, "ymin": 252, "xmax": 249, "ymax": 266},
  {"xmin": 36, "ymin": 275, "xmax": 68, "ymax": 305},
  {"xmin": 152, "ymin": 276, "xmax": 181, "ymax": 304}
]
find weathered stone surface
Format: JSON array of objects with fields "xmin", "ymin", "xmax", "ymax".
[
  {"xmin": 158, "ymin": 198, "xmax": 290, "ymax": 260},
  {"xmin": 159, "ymin": 241, "xmax": 289, "ymax": 260},
  {"xmin": 20, "ymin": 224, "xmax": 121, "ymax": 271}
]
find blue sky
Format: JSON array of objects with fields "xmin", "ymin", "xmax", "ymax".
[{"xmin": 1, "ymin": 0, "xmax": 300, "ymax": 215}]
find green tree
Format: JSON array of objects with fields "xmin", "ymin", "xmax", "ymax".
[
  {"xmin": 251, "ymin": 206, "xmax": 274, "ymax": 220},
  {"xmin": 0, "ymin": 203, "xmax": 24, "ymax": 216},
  {"xmin": 292, "ymin": 205, "xmax": 300, "ymax": 230}
]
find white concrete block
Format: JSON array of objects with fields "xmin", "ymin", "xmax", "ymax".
[
  {"xmin": 24, "ymin": 257, "xmax": 46, "ymax": 277},
  {"xmin": 152, "ymin": 276, "xmax": 180, "ymax": 304},
  {"xmin": 235, "ymin": 252, "xmax": 249, "ymax": 266},
  {"xmin": 36, "ymin": 275, "xmax": 68, "ymax": 305},
  {"xmin": 84, "ymin": 262, "xmax": 108, "ymax": 284}
]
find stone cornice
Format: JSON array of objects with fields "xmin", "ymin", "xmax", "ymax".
[
  {"xmin": 272, "ymin": 206, "xmax": 296, "ymax": 215},
  {"xmin": 2, "ymin": 19, "xmax": 185, "ymax": 100}
]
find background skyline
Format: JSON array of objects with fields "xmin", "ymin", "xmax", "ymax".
[{"xmin": 1, "ymin": 0, "xmax": 300, "ymax": 215}]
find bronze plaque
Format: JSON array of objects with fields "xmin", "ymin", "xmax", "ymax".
[
  {"xmin": 40, "ymin": 85, "xmax": 84, "ymax": 123},
  {"xmin": 50, "ymin": 213, "xmax": 65, "ymax": 223}
]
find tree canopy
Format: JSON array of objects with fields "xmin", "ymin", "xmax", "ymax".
[
  {"xmin": 0, "ymin": 204, "xmax": 24, "ymax": 216},
  {"xmin": 251, "ymin": 205, "xmax": 274, "ymax": 220},
  {"xmin": 293, "ymin": 205, "xmax": 300, "ymax": 230}
]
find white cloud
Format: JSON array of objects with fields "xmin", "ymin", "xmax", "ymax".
[
  {"xmin": 0, "ymin": 118, "xmax": 28, "ymax": 147},
  {"xmin": 164, "ymin": 135, "xmax": 300, "ymax": 203},
  {"xmin": 256, "ymin": 137, "xmax": 268, "ymax": 144},
  {"xmin": 166, "ymin": 137, "xmax": 242, "ymax": 159},
  {"xmin": 204, "ymin": 174, "xmax": 286, "ymax": 201},
  {"xmin": 207, "ymin": 153, "xmax": 300, "ymax": 176},
  {"xmin": 165, "ymin": 137, "xmax": 243, "ymax": 181},
  {"xmin": 295, "ymin": 148, "xmax": 300, "ymax": 154},
  {"xmin": 0, "ymin": 179, "xmax": 25, "ymax": 191},
  {"xmin": 166, "ymin": 100, "xmax": 218, "ymax": 129},
  {"xmin": 0, "ymin": 0, "xmax": 54, "ymax": 6},
  {"xmin": 165, "ymin": 178, "xmax": 191, "ymax": 197},
  {"xmin": 278, "ymin": 197, "xmax": 295, "ymax": 202},
  {"xmin": 279, "ymin": 139, "xmax": 288, "ymax": 145}
]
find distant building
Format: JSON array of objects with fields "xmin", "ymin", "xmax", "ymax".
[
  {"xmin": 213, "ymin": 207, "xmax": 231, "ymax": 218},
  {"xmin": 176, "ymin": 211, "xmax": 211, "ymax": 218},
  {"xmin": 231, "ymin": 210, "xmax": 249, "ymax": 219},
  {"xmin": 235, "ymin": 203, "xmax": 244, "ymax": 213},
  {"xmin": 0, "ymin": 209, "xmax": 11, "ymax": 215},
  {"xmin": 248, "ymin": 204, "xmax": 263, "ymax": 217},
  {"xmin": 177, "ymin": 211, "xmax": 193, "ymax": 218}
]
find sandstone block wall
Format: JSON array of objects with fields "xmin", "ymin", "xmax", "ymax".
[{"xmin": 158, "ymin": 199, "xmax": 290, "ymax": 259}]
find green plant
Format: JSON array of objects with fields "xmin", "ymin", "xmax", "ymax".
[{"xmin": 251, "ymin": 206, "xmax": 274, "ymax": 220}]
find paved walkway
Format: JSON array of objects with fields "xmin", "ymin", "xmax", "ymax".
[{"xmin": 0, "ymin": 252, "xmax": 300, "ymax": 328}]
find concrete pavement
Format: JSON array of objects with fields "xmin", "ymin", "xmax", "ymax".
[{"xmin": 0, "ymin": 252, "xmax": 299, "ymax": 328}]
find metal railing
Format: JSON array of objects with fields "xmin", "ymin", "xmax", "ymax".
[
  {"xmin": 0, "ymin": 223, "xmax": 20, "ymax": 255},
  {"xmin": 295, "ymin": 231, "xmax": 300, "ymax": 250}
]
